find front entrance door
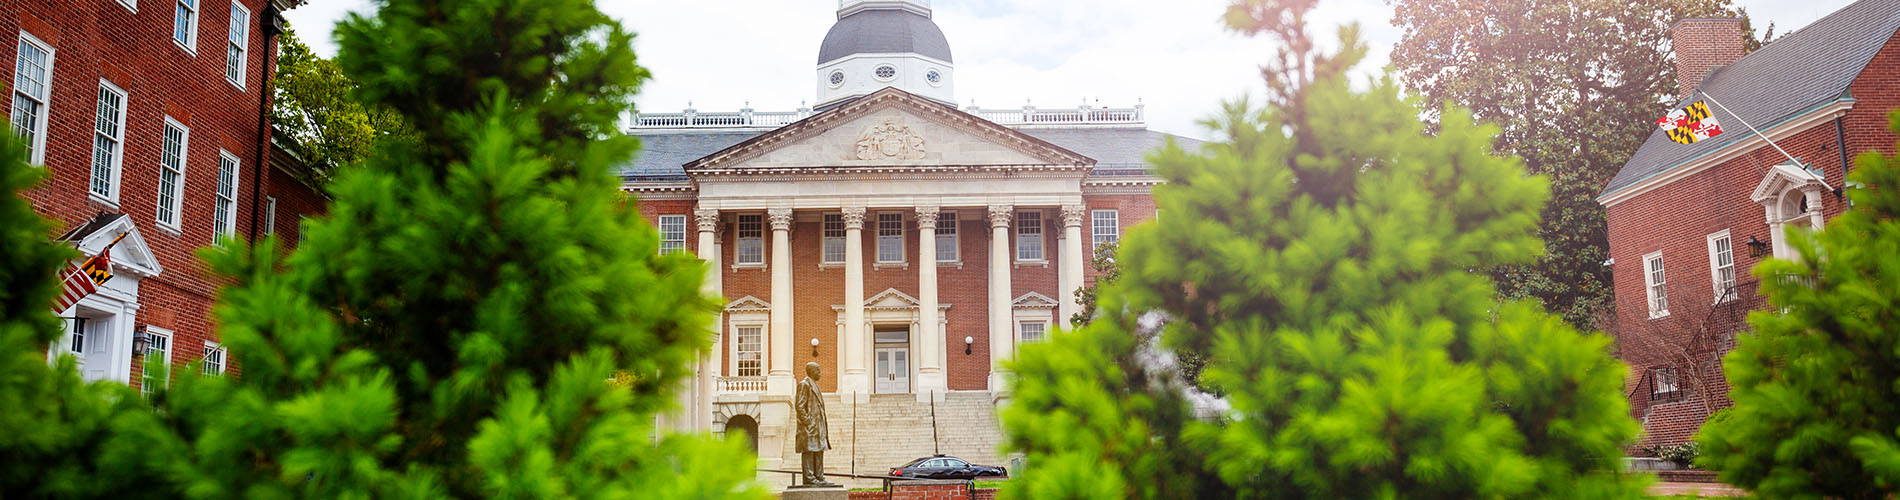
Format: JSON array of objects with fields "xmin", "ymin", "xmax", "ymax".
[{"xmin": 875, "ymin": 347, "xmax": 909, "ymax": 393}]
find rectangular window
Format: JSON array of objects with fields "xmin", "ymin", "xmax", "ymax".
[
  {"xmin": 263, "ymin": 196, "xmax": 277, "ymax": 235},
  {"xmin": 173, "ymin": 0, "xmax": 198, "ymax": 52},
  {"xmin": 1017, "ymin": 211, "xmax": 1044, "ymax": 261},
  {"xmin": 1091, "ymin": 209, "xmax": 1119, "ymax": 255},
  {"xmin": 822, "ymin": 213, "xmax": 846, "ymax": 264},
  {"xmin": 877, "ymin": 212, "xmax": 904, "ymax": 263},
  {"xmin": 142, "ymin": 327, "xmax": 173, "ymax": 396},
  {"xmin": 11, "ymin": 33, "xmax": 54, "ymax": 165},
  {"xmin": 156, "ymin": 118, "xmax": 189, "ymax": 229},
  {"xmin": 91, "ymin": 80, "xmax": 129, "ymax": 203},
  {"xmin": 117, "ymin": 0, "xmax": 137, "ymax": 11},
  {"xmin": 214, "ymin": 150, "xmax": 240, "ymax": 240},
  {"xmin": 657, "ymin": 215, "xmax": 687, "ymax": 255},
  {"xmin": 1650, "ymin": 367, "xmax": 1683, "ymax": 402},
  {"xmin": 735, "ymin": 214, "xmax": 763, "ymax": 265},
  {"xmin": 225, "ymin": 3, "xmax": 250, "ymax": 88},
  {"xmin": 1020, "ymin": 321, "xmax": 1046, "ymax": 343},
  {"xmin": 69, "ymin": 317, "xmax": 87, "ymax": 353},
  {"xmin": 734, "ymin": 326, "xmax": 762, "ymax": 377},
  {"xmin": 1708, "ymin": 231, "xmax": 1735, "ymax": 302},
  {"xmin": 202, "ymin": 341, "xmax": 226, "ymax": 375},
  {"xmin": 1644, "ymin": 252, "xmax": 1668, "ymax": 318},
  {"xmin": 935, "ymin": 212, "xmax": 957, "ymax": 262}
]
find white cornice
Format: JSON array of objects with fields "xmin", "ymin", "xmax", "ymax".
[{"xmin": 1598, "ymin": 99, "xmax": 1853, "ymax": 208}]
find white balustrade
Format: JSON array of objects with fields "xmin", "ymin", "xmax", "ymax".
[
  {"xmin": 717, "ymin": 376, "xmax": 768, "ymax": 393},
  {"xmin": 629, "ymin": 103, "xmax": 1143, "ymax": 129}
]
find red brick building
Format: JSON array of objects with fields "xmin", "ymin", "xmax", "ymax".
[
  {"xmin": 1598, "ymin": 0, "xmax": 1900, "ymax": 448},
  {"xmin": 622, "ymin": 0, "xmax": 1187, "ymax": 473},
  {"xmin": 4, "ymin": 0, "xmax": 321, "ymax": 390}
]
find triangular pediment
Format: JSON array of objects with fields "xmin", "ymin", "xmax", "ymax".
[
  {"xmin": 1750, "ymin": 162, "xmax": 1828, "ymax": 203},
  {"xmin": 58, "ymin": 213, "xmax": 162, "ymax": 278},
  {"xmin": 865, "ymin": 288, "xmax": 921, "ymax": 309},
  {"xmin": 1012, "ymin": 291, "xmax": 1058, "ymax": 309},
  {"xmin": 725, "ymin": 295, "xmax": 771, "ymax": 311},
  {"xmin": 684, "ymin": 87, "xmax": 1095, "ymax": 171}
]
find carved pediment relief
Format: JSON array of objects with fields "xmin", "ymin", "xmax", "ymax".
[{"xmin": 852, "ymin": 118, "xmax": 927, "ymax": 160}]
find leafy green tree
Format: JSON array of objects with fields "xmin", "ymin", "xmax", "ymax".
[
  {"xmin": 270, "ymin": 27, "xmax": 409, "ymax": 182},
  {"xmin": 1697, "ymin": 111, "xmax": 1900, "ymax": 499},
  {"xmin": 1001, "ymin": 1, "xmax": 1643, "ymax": 498},
  {"xmin": 88, "ymin": 0, "xmax": 763, "ymax": 497},
  {"xmin": 1387, "ymin": 0, "xmax": 1746, "ymax": 328},
  {"xmin": 1069, "ymin": 242, "xmax": 1119, "ymax": 327}
]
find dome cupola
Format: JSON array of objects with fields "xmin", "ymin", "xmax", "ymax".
[{"xmin": 815, "ymin": 0, "xmax": 954, "ymax": 108}]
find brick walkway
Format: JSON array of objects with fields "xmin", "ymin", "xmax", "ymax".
[{"xmin": 1647, "ymin": 482, "xmax": 1749, "ymax": 497}]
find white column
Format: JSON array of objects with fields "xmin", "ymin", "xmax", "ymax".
[
  {"xmin": 767, "ymin": 207, "xmax": 796, "ymax": 396},
  {"xmin": 840, "ymin": 206, "xmax": 869, "ymax": 396},
  {"xmin": 1059, "ymin": 205, "xmax": 1086, "ymax": 327},
  {"xmin": 915, "ymin": 207, "xmax": 945, "ymax": 398},
  {"xmin": 987, "ymin": 205, "xmax": 1014, "ymax": 391},
  {"xmin": 694, "ymin": 208, "xmax": 721, "ymax": 431},
  {"xmin": 1804, "ymin": 187, "xmax": 1826, "ymax": 229}
]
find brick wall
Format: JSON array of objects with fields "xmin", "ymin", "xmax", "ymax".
[
  {"xmin": 1670, "ymin": 18, "xmax": 1744, "ymax": 99},
  {"xmin": 841, "ymin": 481, "xmax": 996, "ymax": 500},
  {"xmin": 1605, "ymin": 27, "xmax": 1900, "ymax": 448},
  {"xmin": 5, "ymin": 0, "xmax": 301, "ymax": 387}
]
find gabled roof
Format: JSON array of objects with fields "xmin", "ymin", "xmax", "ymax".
[
  {"xmin": 682, "ymin": 87, "xmax": 1095, "ymax": 171},
  {"xmin": 57, "ymin": 213, "xmax": 162, "ymax": 278},
  {"xmin": 1601, "ymin": 0, "xmax": 1900, "ymax": 200}
]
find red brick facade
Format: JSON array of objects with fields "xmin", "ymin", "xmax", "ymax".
[
  {"xmin": 1604, "ymin": 26, "xmax": 1900, "ymax": 448},
  {"xmin": 1671, "ymin": 18, "xmax": 1746, "ymax": 100},
  {"xmin": 5, "ymin": 0, "xmax": 320, "ymax": 387}
]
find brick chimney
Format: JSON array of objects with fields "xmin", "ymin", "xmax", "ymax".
[{"xmin": 1671, "ymin": 18, "xmax": 1745, "ymax": 99}]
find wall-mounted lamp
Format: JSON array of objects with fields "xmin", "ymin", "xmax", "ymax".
[
  {"xmin": 132, "ymin": 327, "xmax": 150, "ymax": 356},
  {"xmin": 1745, "ymin": 236, "xmax": 1770, "ymax": 258},
  {"xmin": 810, "ymin": 337, "xmax": 820, "ymax": 357},
  {"xmin": 964, "ymin": 336, "xmax": 974, "ymax": 355}
]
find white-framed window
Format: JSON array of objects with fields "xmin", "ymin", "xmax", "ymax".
[
  {"xmin": 1644, "ymin": 251, "xmax": 1669, "ymax": 318},
  {"xmin": 935, "ymin": 212, "xmax": 957, "ymax": 262},
  {"xmin": 733, "ymin": 325, "xmax": 763, "ymax": 377},
  {"xmin": 91, "ymin": 79, "xmax": 129, "ymax": 204},
  {"xmin": 1017, "ymin": 210, "xmax": 1044, "ymax": 261},
  {"xmin": 1708, "ymin": 230, "xmax": 1735, "ymax": 303},
  {"xmin": 876, "ymin": 212, "xmax": 904, "ymax": 263},
  {"xmin": 116, "ymin": 0, "xmax": 138, "ymax": 12},
  {"xmin": 735, "ymin": 214, "xmax": 763, "ymax": 265},
  {"xmin": 11, "ymin": 32, "xmax": 55, "ymax": 166},
  {"xmin": 173, "ymin": 0, "xmax": 199, "ymax": 52},
  {"xmin": 214, "ymin": 150, "xmax": 241, "ymax": 240},
  {"xmin": 1650, "ymin": 367, "xmax": 1683, "ymax": 402},
  {"xmin": 1019, "ymin": 321, "xmax": 1046, "ymax": 343},
  {"xmin": 225, "ymin": 3, "xmax": 251, "ymax": 89},
  {"xmin": 263, "ymin": 196, "xmax": 277, "ymax": 235},
  {"xmin": 141, "ymin": 327, "xmax": 173, "ymax": 395},
  {"xmin": 69, "ymin": 317, "xmax": 88, "ymax": 354},
  {"xmin": 1091, "ymin": 209, "xmax": 1119, "ymax": 255},
  {"xmin": 202, "ymin": 341, "xmax": 226, "ymax": 375},
  {"xmin": 657, "ymin": 214, "xmax": 687, "ymax": 255},
  {"xmin": 822, "ymin": 213, "xmax": 846, "ymax": 264},
  {"xmin": 156, "ymin": 117, "xmax": 189, "ymax": 230}
]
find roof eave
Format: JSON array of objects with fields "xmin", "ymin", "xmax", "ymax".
[{"xmin": 1597, "ymin": 97, "xmax": 1854, "ymax": 208}]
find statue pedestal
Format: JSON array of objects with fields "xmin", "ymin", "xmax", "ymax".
[{"xmin": 781, "ymin": 485, "xmax": 848, "ymax": 500}]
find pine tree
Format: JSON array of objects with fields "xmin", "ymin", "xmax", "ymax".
[
  {"xmin": 1696, "ymin": 111, "xmax": 1900, "ymax": 499},
  {"xmin": 86, "ymin": 0, "xmax": 762, "ymax": 497},
  {"xmin": 1000, "ymin": 1, "xmax": 1644, "ymax": 497}
]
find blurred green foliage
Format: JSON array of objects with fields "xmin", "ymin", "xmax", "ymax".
[{"xmin": 269, "ymin": 27, "xmax": 410, "ymax": 184}]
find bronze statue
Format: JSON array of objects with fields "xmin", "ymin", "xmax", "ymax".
[{"xmin": 796, "ymin": 362, "xmax": 834, "ymax": 487}]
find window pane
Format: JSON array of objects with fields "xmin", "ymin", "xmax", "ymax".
[
  {"xmin": 877, "ymin": 213, "xmax": 903, "ymax": 263},
  {"xmin": 823, "ymin": 214, "xmax": 845, "ymax": 263},
  {"xmin": 158, "ymin": 122, "xmax": 187, "ymax": 226},
  {"xmin": 1017, "ymin": 211, "xmax": 1043, "ymax": 261},
  {"xmin": 174, "ymin": 0, "xmax": 197, "ymax": 46},
  {"xmin": 91, "ymin": 84, "xmax": 125, "ymax": 199},
  {"xmin": 11, "ymin": 38, "xmax": 50, "ymax": 162},
  {"xmin": 737, "ymin": 215, "xmax": 763, "ymax": 264},
  {"xmin": 215, "ymin": 154, "xmax": 238, "ymax": 238},
  {"xmin": 936, "ymin": 212, "xmax": 957, "ymax": 262},
  {"xmin": 1091, "ymin": 210, "xmax": 1119, "ymax": 254},
  {"xmin": 225, "ymin": 5, "xmax": 249, "ymax": 85},
  {"xmin": 658, "ymin": 215, "xmax": 687, "ymax": 255},
  {"xmin": 736, "ymin": 327, "xmax": 762, "ymax": 377}
]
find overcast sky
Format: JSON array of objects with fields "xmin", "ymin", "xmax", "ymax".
[{"xmin": 286, "ymin": 0, "xmax": 1856, "ymax": 141}]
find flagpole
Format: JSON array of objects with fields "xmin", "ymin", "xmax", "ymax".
[{"xmin": 1700, "ymin": 92, "xmax": 1836, "ymax": 193}]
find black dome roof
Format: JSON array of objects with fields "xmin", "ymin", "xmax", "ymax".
[{"xmin": 817, "ymin": 9, "xmax": 953, "ymax": 65}]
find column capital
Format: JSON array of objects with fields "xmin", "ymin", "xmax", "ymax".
[
  {"xmin": 841, "ymin": 206, "xmax": 867, "ymax": 230},
  {"xmin": 987, "ymin": 205, "xmax": 1014, "ymax": 228},
  {"xmin": 915, "ymin": 207, "xmax": 940, "ymax": 227},
  {"xmin": 694, "ymin": 208, "xmax": 720, "ymax": 233},
  {"xmin": 768, "ymin": 207, "xmax": 794, "ymax": 231},
  {"xmin": 1060, "ymin": 204, "xmax": 1087, "ymax": 228}
]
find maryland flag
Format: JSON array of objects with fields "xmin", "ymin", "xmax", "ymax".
[
  {"xmin": 51, "ymin": 232, "xmax": 125, "ymax": 313},
  {"xmin": 1657, "ymin": 101, "xmax": 1725, "ymax": 144}
]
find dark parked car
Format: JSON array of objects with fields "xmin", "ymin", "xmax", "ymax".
[{"xmin": 889, "ymin": 455, "xmax": 1007, "ymax": 479}]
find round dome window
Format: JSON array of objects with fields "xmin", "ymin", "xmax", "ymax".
[
  {"xmin": 926, "ymin": 69, "xmax": 942, "ymax": 85},
  {"xmin": 874, "ymin": 65, "xmax": 897, "ymax": 81},
  {"xmin": 829, "ymin": 70, "xmax": 846, "ymax": 87}
]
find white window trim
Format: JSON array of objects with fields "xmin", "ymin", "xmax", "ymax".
[
  {"xmin": 1016, "ymin": 210, "xmax": 1045, "ymax": 263},
  {"xmin": 1707, "ymin": 230, "xmax": 1736, "ymax": 304},
  {"xmin": 142, "ymin": 326, "xmax": 174, "ymax": 393},
  {"xmin": 214, "ymin": 149, "xmax": 242, "ymax": 240},
  {"xmin": 12, "ymin": 31, "xmax": 55, "ymax": 166},
  {"xmin": 733, "ymin": 214, "xmax": 765, "ymax": 267},
  {"xmin": 1091, "ymin": 209, "xmax": 1119, "ymax": 256},
  {"xmin": 657, "ymin": 214, "xmax": 687, "ymax": 255},
  {"xmin": 263, "ymin": 196, "xmax": 278, "ymax": 235},
  {"xmin": 173, "ymin": 0, "xmax": 200, "ymax": 54},
  {"xmin": 1012, "ymin": 300, "xmax": 1056, "ymax": 346},
  {"xmin": 117, "ymin": 0, "xmax": 138, "ymax": 12},
  {"xmin": 156, "ymin": 116, "xmax": 190, "ymax": 232},
  {"xmin": 1643, "ymin": 251, "xmax": 1669, "ymax": 319},
  {"xmin": 935, "ymin": 211, "xmax": 958, "ymax": 264},
  {"xmin": 224, "ymin": 2, "xmax": 251, "ymax": 89},
  {"xmin": 202, "ymin": 340, "xmax": 226, "ymax": 375},
  {"xmin": 875, "ymin": 211, "xmax": 906, "ymax": 265},
  {"xmin": 1018, "ymin": 320, "xmax": 1047, "ymax": 344},
  {"xmin": 821, "ymin": 213, "xmax": 846, "ymax": 265},
  {"xmin": 728, "ymin": 323, "xmax": 766, "ymax": 377},
  {"xmin": 90, "ymin": 79, "xmax": 130, "ymax": 207}
]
